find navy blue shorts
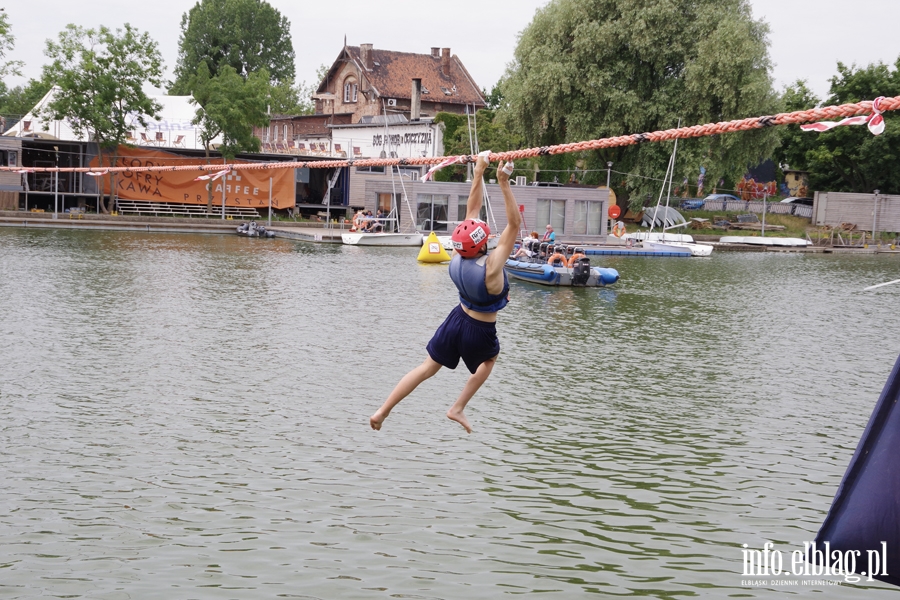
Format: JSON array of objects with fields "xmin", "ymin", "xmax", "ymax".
[{"xmin": 426, "ymin": 304, "xmax": 500, "ymax": 374}]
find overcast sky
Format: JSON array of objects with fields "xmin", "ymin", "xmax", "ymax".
[{"xmin": 4, "ymin": 0, "xmax": 900, "ymax": 104}]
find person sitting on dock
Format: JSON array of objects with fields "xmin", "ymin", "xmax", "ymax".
[
  {"xmin": 370, "ymin": 153, "xmax": 520, "ymax": 434},
  {"xmin": 350, "ymin": 209, "xmax": 366, "ymax": 231}
]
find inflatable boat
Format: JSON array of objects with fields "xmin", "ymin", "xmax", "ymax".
[
  {"xmin": 237, "ymin": 221, "xmax": 275, "ymax": 238},
  {"xmin": 505, "ymin": 241, "xmax": 619, "ymax": 287}
]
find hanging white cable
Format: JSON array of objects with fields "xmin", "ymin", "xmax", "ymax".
[
  {"xmin": 661, "ymin": 119, "xmax": 682, "ymax": 237},
  {"xmin": 649, "ymin": 138, "xmax": 676, "ymax": 235},
  {"xmin": 382, "ymin": 99, "xmax": 402, "ymax": 233},
  {"xmin": 469, "ymin": 104, "xmax": 498, "ymax": 231}
]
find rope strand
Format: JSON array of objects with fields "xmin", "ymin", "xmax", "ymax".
[{"xmin": 5, "ymin": 96, "xmax": 897, "ymax": 175}]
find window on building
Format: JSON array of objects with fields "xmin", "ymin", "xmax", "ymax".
[
  {"xmin": 344, "ymin": 81, "xmax": 358, "ymax": 103},
  {"xmin": 356, "ymin": 165, "xmax": 385, "ymax": 173},
  {"xmin": 457, "ymin": 195, "xmax": 486, "ymax": 222},
  {"xmin": 573, "ymin": 200, "xmax": 603, "ymax": 235},
  {"xmin": 265, "ymin": 126, "xmax": 270, "ymax": 143},
  {"xmin": 536, "ymin": 199, "xmax": 566, "ymax": 233},
  {"xmin": 417, "ymin": 193, "xmax": 450, "ymax": 231},
  {"xmin": 283, "ymin": 125, "xmax": 288, "ymax": 141}
]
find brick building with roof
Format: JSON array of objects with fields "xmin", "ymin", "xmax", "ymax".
[
  {"xmin": 255, "ymin": 41, "xmax": 485, "ymax": 157},
  {"xmin": 314, "ymin": 41, "xmax": 485, "ymax": 122}
]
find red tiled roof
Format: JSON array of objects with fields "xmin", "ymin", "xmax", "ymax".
[{"xmin": 319, "ymin": 45, "xmax": 485, "ymax": 108}]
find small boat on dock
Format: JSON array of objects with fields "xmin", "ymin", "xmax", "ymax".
[
  {"xmin": 237, "ymin": 221, "xmax": 274, "ymax": 238},
  {"xmin": 505, "ymin": 240, "xmax": 619, "ymax": 287}
]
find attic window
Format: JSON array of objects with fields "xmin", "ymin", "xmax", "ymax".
[
  {"xmin": 440, "ymin": 87, "xmax": 451, "ymax": 96},
  {"xmin": 373, "ymin": 61, "xmax": 380, "ymax": 66},
  {"xmin": 422, "ymin": 86, "xmax": 430, "ymax": 94},
  {"xmin": 343, "ymin": 81, "xmax": 358, "ymax": 103}
]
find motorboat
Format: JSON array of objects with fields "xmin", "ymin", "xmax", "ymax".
[
  {"xmin": 237, "ymin": 221, "xmax": 274, "ymax": 238},
  {"xmin": 505, "ymin": 240, "xmax": 619, "ymax": 287}
]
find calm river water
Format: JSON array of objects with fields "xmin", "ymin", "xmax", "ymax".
[{"xmin": 2, "ymin": 228, "xmax": 899, "ymax": 599}]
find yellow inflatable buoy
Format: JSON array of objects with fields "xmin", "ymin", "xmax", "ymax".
[{"xmin": 418, "ymin": 231, "xmax": 451, "ymax": 263}]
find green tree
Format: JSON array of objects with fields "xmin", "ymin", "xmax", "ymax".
[
  {"xmin": 42, "ymin": 23, "xmax": 163, "ymax": 213},
  {"xmin": 268, "ymin": 78, "xmax": 316, "ymax": 115},
  {"xmin": 0, "ymin": 78, "xmax": 52, "ymax": 121},
  {"xmin": 502, "ymin": 0, "xmax": 780, "ymax": 208},
  {"xmin": 0, "ymin": 8, "xmax": 24, "ymax": 79},
  {"xmin": 190, "ymin": 63, "xmax": 270, "ymax": 211},
  {"xmin": 434, "ymin": 109, "xmax": 524, "ymax": 182},
  {"xmin": 482, "ymin": 81, "xmax": 505, "ymax": 111},
  {"xmin": 171, "ymin": 0, "xmax": 294, "ymax": 94},
  {"xmin": 776, "ymin": 62, "xmax": 900, "ymax": 195}
]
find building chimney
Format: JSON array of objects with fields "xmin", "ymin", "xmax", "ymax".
[
  {"xmin": 441, "ymin": 48, "xmax": 450, "ymax": 77},
  {"xmin": 411, "ymin": 78, "xmax": 421, "ymax": 121},
  {"xmin": 360, "ymin": 43, "xmax": 373, "ymax": 71}
]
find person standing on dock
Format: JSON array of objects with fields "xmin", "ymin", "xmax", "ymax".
[{"xmin": 370, "ymin": 154, "xmax": 520, "ymax": 433}]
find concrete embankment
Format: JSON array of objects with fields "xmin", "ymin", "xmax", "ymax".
[
  {"xmin": 2, "ymin": 212, "xmax": 896, "ymax": 253},
  {"xmin": 0, "ymin": 211, "xmax": 346, "ymax": 241}
]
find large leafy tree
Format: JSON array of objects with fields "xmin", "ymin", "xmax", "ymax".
[
  {"xmin": 503, "ymin": 0, "xmax": 781, "ymax": 207},
  {"xmin": 190, "ymin": 63, "xmax": 270, "ymax": 211},
  {"xmin": 42, "ymin": 23, "xmax": 164, "ymax": 213},
  {"xmin": 170, "ymin": 0, "xmax": 295, "ymax": 94},
  {"xmin": 776, "ymin": 61, "xmax": 900, "ymax": 195}
]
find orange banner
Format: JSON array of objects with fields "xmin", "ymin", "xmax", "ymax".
[{"xmin": 92, "ymin": 146, "xmax": 295, "ymax": 209}]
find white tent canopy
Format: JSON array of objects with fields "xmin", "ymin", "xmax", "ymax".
[{"xmin": 2, "ymin": 86, "xmax": 221, "ymax": 150}]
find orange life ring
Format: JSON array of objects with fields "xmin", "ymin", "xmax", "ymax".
[
  {"xmin": 612, "ymin": 222, "xmax": 626, "ymax": 238},
  {"xmin": 548, "ymin": 253, "xmax": 567, "ymax": 266},
  {"xmin": 567, "ymin": 252, "xmax": 585, "ymax": 267}
]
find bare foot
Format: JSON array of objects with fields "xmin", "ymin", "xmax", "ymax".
[
  {"xmin": 446, "ymin": 408, "xmax": 472, "ymax": 433},
  {"xmin": 370, "ymin": 411, "xmax": 386, "ymax": 430}
]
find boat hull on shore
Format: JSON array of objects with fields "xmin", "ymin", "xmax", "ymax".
[
  {"xmin": 719, "ymin": 236, "xmax": 811, "ymax": 247},
  {"xmin": 505, "ymin": 259, "xmax": 619, "ymax": 287},
  {"xmin": 341, "ymin": 232, "xmax": 424, "ymax": 246},
  {"xmin": 642, "ymin": 240, "xmax": 713, "ymax": 257}
]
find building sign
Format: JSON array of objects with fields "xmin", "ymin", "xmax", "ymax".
[
  {"xmin": 372, "ymin": 132, "xmax": 433, "ymax": 147},
  {"xmin": 91, "ymin": 146, "xmax": 295, "ymax": 209}
]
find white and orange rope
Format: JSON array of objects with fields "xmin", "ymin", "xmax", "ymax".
[{"xmin": 4, "ymin": 95, "xmax": 896, "ymax": 176}]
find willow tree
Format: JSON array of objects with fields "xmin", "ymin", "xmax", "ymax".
[{"xmin": 503, "ymin": 0, "xmax": 781, "ymax": 207}]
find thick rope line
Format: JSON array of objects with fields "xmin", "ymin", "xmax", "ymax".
[{"xmin": 5, "ymin": 96, "xmax": 898, "ymax": 175}]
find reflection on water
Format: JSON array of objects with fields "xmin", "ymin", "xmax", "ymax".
[{"xmin": 1, "ymin": 228, "xmax": 899, "ymax": 598}]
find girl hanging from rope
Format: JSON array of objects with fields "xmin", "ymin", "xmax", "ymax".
[{"xmin": 370, "ymin": 154, "xmax": 520, "ymax": 433}]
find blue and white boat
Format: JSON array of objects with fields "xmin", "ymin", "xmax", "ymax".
[{"xmin": 505, "ymin": 240, "xmax": 619, "ymax": 287}]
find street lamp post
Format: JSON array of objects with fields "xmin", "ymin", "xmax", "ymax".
[
  {"xmin": 606, "ymin": 161, "xmax": 612, "ymax": 189},
  {"xmin": 221, "ymin": 155, "xmax": 226, "ymax": 219},
  {"xmin": 53, "ymin": 146, "xmax": 59, "ymax": 219}
]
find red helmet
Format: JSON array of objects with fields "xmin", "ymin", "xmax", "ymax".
[{"xmin": 451, "ymin": 219, "xmax": 490, "ymax": 258}]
